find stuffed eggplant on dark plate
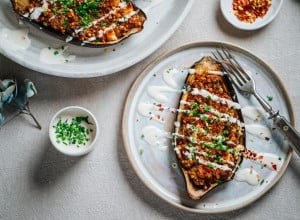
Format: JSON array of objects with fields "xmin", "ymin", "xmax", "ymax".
[{"xmin": 10, "ymin": 0, "xmax": 147, "ymax": 46}]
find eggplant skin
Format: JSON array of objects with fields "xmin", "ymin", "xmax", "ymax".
[
  {"xmin": 174, "ymin": 56, "xmax": 245, "ymax": 200},
  {"xmin": 10, "ymin": 0, "xmax": 147, "ymax": 47}
]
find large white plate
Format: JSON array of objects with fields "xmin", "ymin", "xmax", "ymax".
[
  {"xmin": 0, "ymin": 0, "xmax": 194, "ymax": 78},
  {"xmin": 122, "ymin": 42, "xmax": 293, "ymax": 213},
  {"xmin": 221, "ymin": 0, "xmax": 283, "ymax": 30}
]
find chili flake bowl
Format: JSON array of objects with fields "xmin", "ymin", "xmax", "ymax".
[
  {"xmin": 220, "ymin": 0, "xmax": 283, "ymax": 30},
  {"xmin": 49, "ymin": 106, "xmax": 99, "ymax": 156}
]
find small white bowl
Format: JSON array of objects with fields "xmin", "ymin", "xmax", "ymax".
[
  {"xmin": 49, "ymin": 106, "xmax": 99, "ymax": 156},
  {"xmin": 220, "ymin": 0, "xmax": 283, "ymax": 30}
]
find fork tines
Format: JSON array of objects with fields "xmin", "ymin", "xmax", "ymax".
[{"xmin": 212, "ymin": 47, "xmax": 251, "ymax": 87}]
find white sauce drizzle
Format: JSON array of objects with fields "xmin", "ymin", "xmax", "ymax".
[
  {"xmin": 196, "ymin": 113, "xmax": 242, "ymax": 126},
  {"xmin": 138, "ymin": 101, "xmax": 243, "ymax": 127},
  {"xmin": 147, "ymin": 86, "xmax": 179, "ymax": 103},
  {"xmin": 235, "ymin": 168, "xmax": 260, "ymax": 185},
  {"xmin": 174, "ymin": 121, "xmax": 180, "ymax": 128},
  {"xmin": 208, "ymin": 108, "xmax": 243, "ymax": 126},
  {"xmin": 0, "ymin": 28, "xmax": 31, "ymax": 51},
  {"xmin": 137, "ymin": 103, "xmax": 156, "ymax": 116},
  {"xmin": 138, "ymin": 103, "xmax": 185, "ymax": 116},
  {"xmin": 180, "ymin": 100, "xmax": 190, "ymax": 106},
  {"xmin": 141, "ymin": 126, "xmax": 171, "ymax": 151},
  {"xmin": 30, "ymin": 8, "xmax": 44, "ymax": 20},
  {"xmin": 74, "ymin": 1, "xmax": 131, "ymax": 35},
  {"xmin": 194, "ymin": 156, "xmax": 232, "ymax": 171},
  {"xmin": 178, "ymin": 141, "xmax": 234, "ymax": 170},
  {"xmin": 181, "ymin": 99, "xmax": 243, "ymax": 126},
  {"xmin": 191, "ymin": 88, "xmax": 241, "ymax": 109},
  {"xmin": 137, "ymin": 103, "xmax": 165, "ymax": 123},
  {"xmin": 29, "ymin": 0, "xmax": 49, "ymax": 20},
  {"xmin": 185, "ymin": 124, "xmax": 224, "ymax": 141},
  {"xmin": 39, "ymin": 46, "xmax": 76, "ymax": 64},
  {"xmin": 188, "ymin": 68, "xmax": 196, "ymax": 74},
  {"xmin": 245, "ymin": 124, "xmax": 271, "ymax": 140},
  {"xmin": 207, "ymin": 70, "xmax": 224, "ymax": 76},
  {"xmin": 163, "ymin": 67, "xmax": 179, "ymax": 88}
]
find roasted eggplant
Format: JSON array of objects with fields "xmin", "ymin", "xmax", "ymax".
[
  {"xmin": 174, "ymin": 56, "xmax": 245, "ymax": 200},
  {"xmin": 11, "ymin": 0, "xmax": 147, "ymax": 47}
]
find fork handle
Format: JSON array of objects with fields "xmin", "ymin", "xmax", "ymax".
[
  {"xmin": 254, "ymin": 92, "xmax": 278, "ymax": 117},
  {"xmin": 273, "ymin": 114, "xmax": 300, "ymax": 156},
  {"xmin": 255, "ymin": 92, "xmax": 300, "ymax": 156}
]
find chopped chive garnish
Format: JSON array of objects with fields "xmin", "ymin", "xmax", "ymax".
[
  {"xmin": 191, "ymin": 102, "xmax": 198, "ymax": 109},
  {"xmin": 267, "ymin": 95, "xmax": 273, "ymax": 101},
  {"xmin": 139, "ymin": 148, "xmax": 144, "ymax": 155},
  {"xmin": 222, "ymin": 129, "xmax": 229, "ymax": 136},
  {"xmin": 217, "ymin": 179, "xmax": 223, "ymax": 184},
  {"xmin": 53, "ymin": 116, "xmax": 93, "ymax": 147},
  {"xmin": 203, "ymin": 105, "xmax": 211, "ymax": 111},
  {"xmin": 207, "ymin": 162, "xmax": 216, "ymax": 169}
]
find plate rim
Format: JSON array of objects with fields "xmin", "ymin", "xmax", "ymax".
[
  {"xmin": 0, "ymin": 0, "xmax": 194, "ymax": 78},
  {"xmin": 220, "ymin": 0, "xmax": 284, "ymax": 31},
  {"xmin": 122, "ymin": 41, "xmax": 294, "ymax": 213}
]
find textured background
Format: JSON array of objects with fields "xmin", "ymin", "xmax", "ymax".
[{"xmin": 1, "ymin": 0, "xmax": 300, "ymax": 219}]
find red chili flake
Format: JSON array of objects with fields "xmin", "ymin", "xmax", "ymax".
[
  {"xmin": 246, "ymin": 149, "xmax": 256, "ymax": 158},
  {"xmin": 233, "ymin": 0, "xmax": 272, "ymax": 23},
  {"xmin": 156, "ymin": 104, "xmax": 164, "ymax": 111},
  {"xmin": 271, "ymin": 163, "xmax": 277, "ymax": 171},
  {"xmin": 157, "ymin": 115, "xmax": 161, "ymax": 120}
]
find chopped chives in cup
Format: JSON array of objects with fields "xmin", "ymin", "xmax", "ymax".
[{"xmin": 53, "ymin": 116, "xmax": 93, "ymax": 147}]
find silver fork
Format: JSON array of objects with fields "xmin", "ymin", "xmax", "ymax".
[{"xmin": 212, "ymin": 47, "xmax": 300, "ymax": 156}]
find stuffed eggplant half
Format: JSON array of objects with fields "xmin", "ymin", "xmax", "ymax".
[
  {"xmin": 174, "ymin": 56, "xmax": 245, "ymax": 200},
  {"xmin": 11, "ymin": 0, "xmax": 147, "ymax": 46}
]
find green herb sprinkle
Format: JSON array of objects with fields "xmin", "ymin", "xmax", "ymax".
[{"xmin": 53, "ymin": 116, "xmax": 93, "ymax": 147}]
